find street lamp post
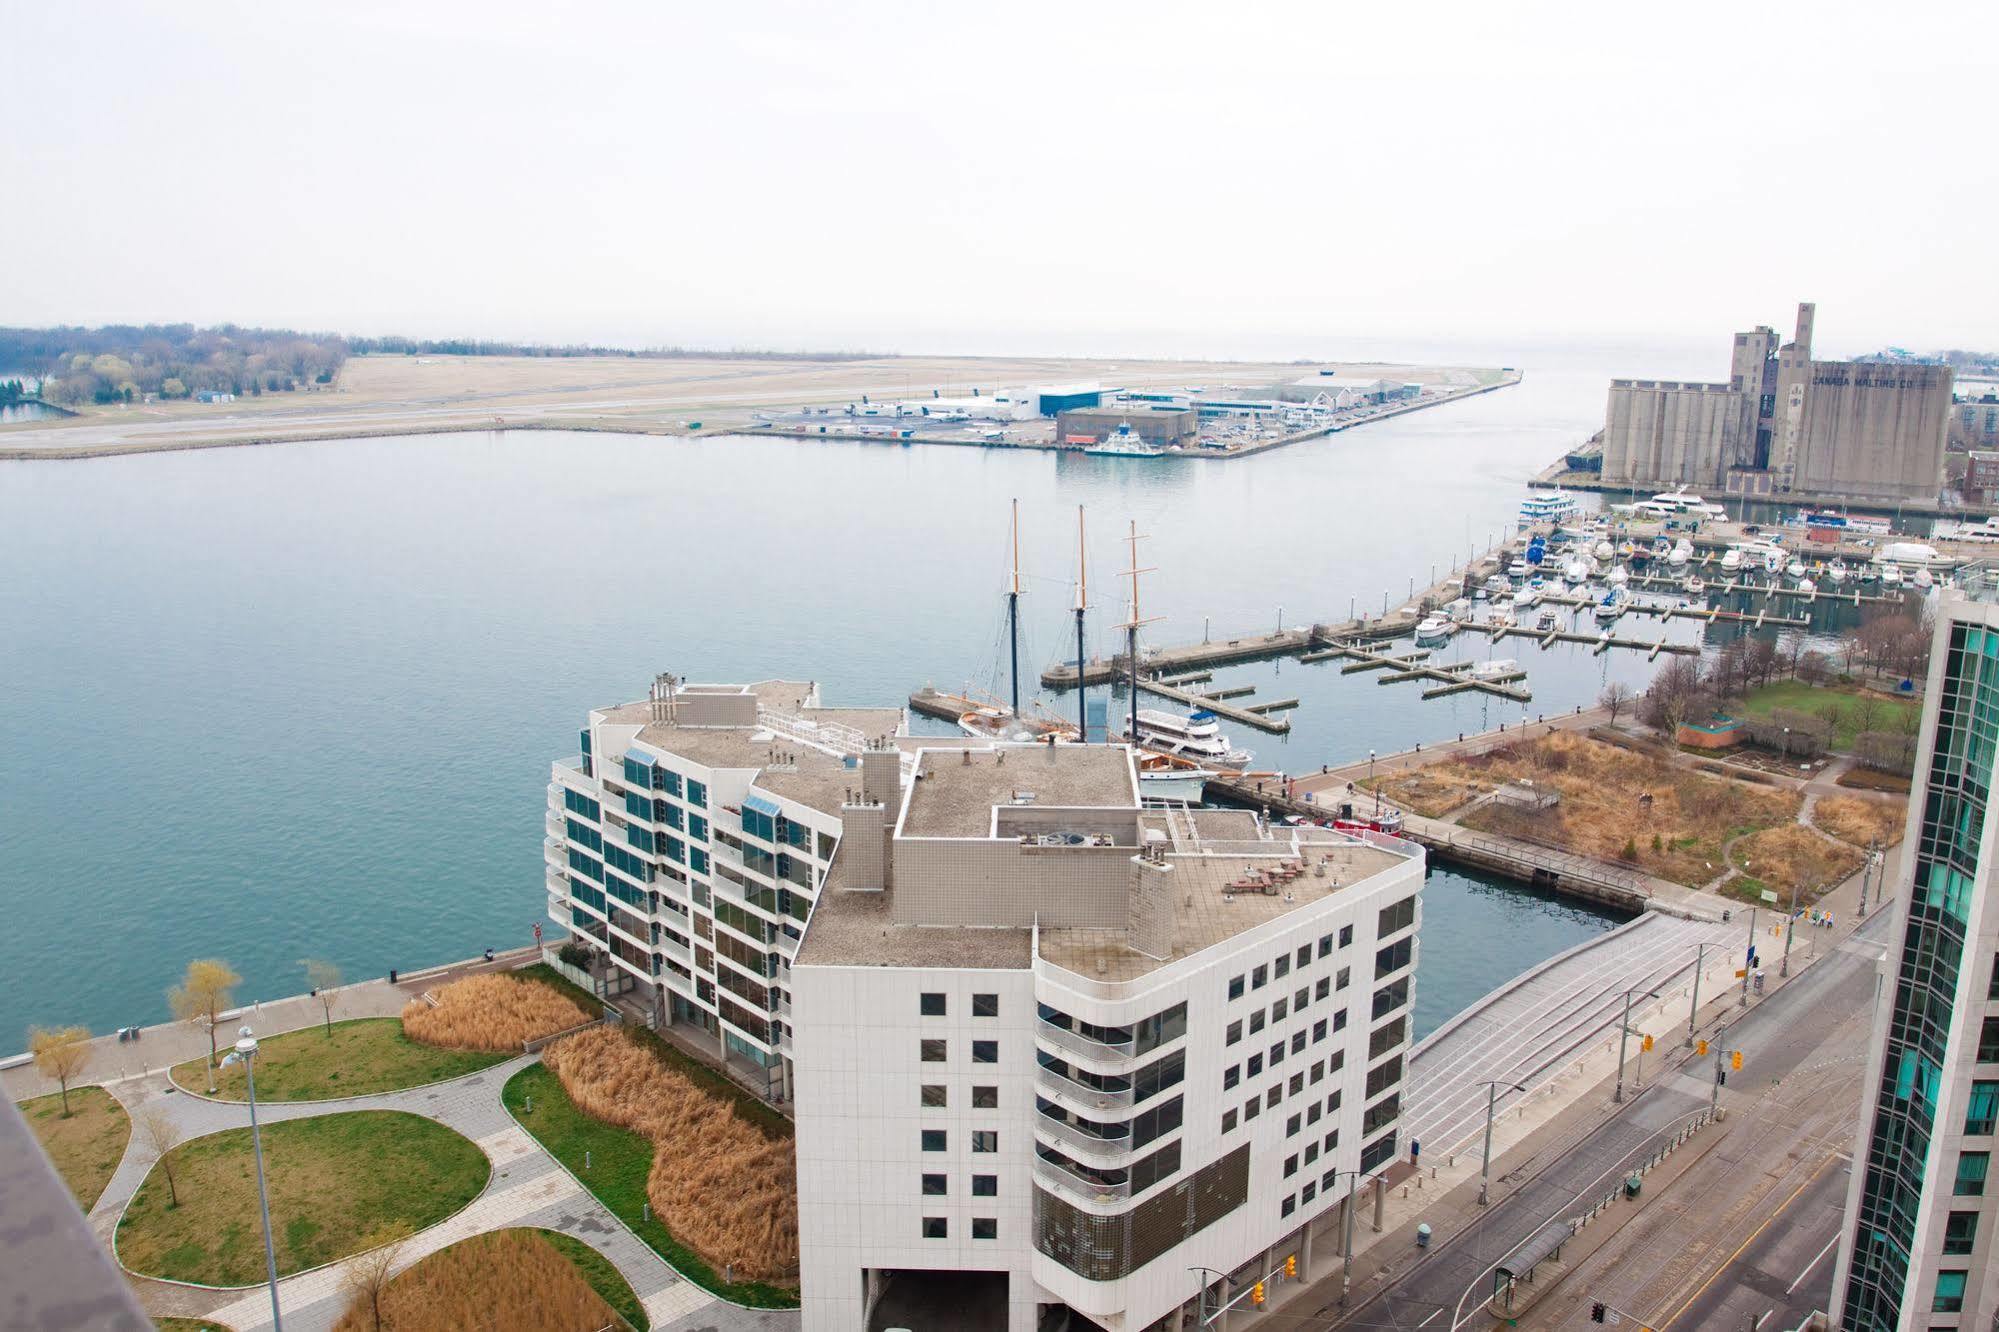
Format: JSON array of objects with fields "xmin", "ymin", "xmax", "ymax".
[
  {"xmin": 1475, "ymin": 1080, "xmax": 1527, "ymax": 1205},
  {"xmin": 223, "ymin": 1026, "xmax": 284, "ymax": 1332},
  {"xmin": 1740, "ymin": 906, "xmax": 1758, "ymax": 1010},
  {"xmin": 1368, "ymin": 750, "xmax": 1378, "ymax": 818},
  {"xmin": 1685, "ymin": 941, "xmax": 1708, "ymax": 1048},
  {"xmin": 1781, "ymin": 870, "xmax": 1800, "ymax": 978},
  {"xmin": 1615, "ymin": 987, "xmax": 1661, "ymax": 1103}
]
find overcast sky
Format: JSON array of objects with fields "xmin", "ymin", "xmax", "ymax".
[{"xmin": 3, "ymin": 1, "xmax": 1991, "ymax": 358}]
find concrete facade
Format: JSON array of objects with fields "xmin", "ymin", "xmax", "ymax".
[
  {"xmin": 1599, "ymin": 303, "xmax": 1952, "ymax": 503},
  {"xmin": 1055, "ymin": 406, "xmax": 1198, "ymax": 446}
]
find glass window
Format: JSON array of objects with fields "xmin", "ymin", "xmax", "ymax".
[
  {"xmin": 1252, "ymin": 965, "xmax": 1268, "ymax": 990},
  {"xmin": 1291, "ymin": 1032, "xmax": 1307, "ymax": 1054},
  {"xmin": 920, "ymin": 1039, "xmax": 946, "ymax": 1062},
  {"xmin": 1228, "ymin": 974, "xmax": 1245, "ymax": 1000},
  {"xmin": 1223, "ymin": 1065, "xmax": 1240, "ymax": 1091},
  {"xmin": 1932, "ymin": 1270, "xmax": 1966, "ymax": 1313},
  {"xmin": 1273, "ymin": 998, "xmax": 1289, "ymax": 1022},
  {"xmin": 1266, "ymin": 1086, "xmax": 1281, "ymax": 1109},
  {"xmin": 973, "ymin": 1039, "xmax": 998, "ymax": 1064},
  {"xmin": 686, "ymin": 779, "xmax": 707, "ymax": 808},
  {"xmin": 1248, "ymin": 1054, "xmax": 1263, "ymax": 1077},
  {"xmin": 1284, "ymin": 1154, "xmax": 1298, "ymax": 1178},
  {"xmin": 1337, "ymin": 966, "xmax": 1351, "ymax": 991},
  {"xmin": 1944, "ymin": 1210, "xmax": 1977, "ymax": 1255},
  {"xmin": 972, "ymin": 1217, "xmax": 997, "ymax": 1240},
  {"xmin": 1274, "ymin": 955, "xmax": 1291, "ymax": 979},
  {"xmin": 972, "ymin": 1174, "xmax": 997, "ymax": 1197},
  {"xmin": 921, "ymin": 1084, "xmax": 947, "ymax": 1108},
  {"xmin": 1967, "ymin": 1080, "xmax": 1999, "ymax": 1135},
  {"xmin": 1296, "ymin": 945, "xmax": 1311, "ymax": 968},
  {"xmin": 922, "ymin": 1216, "xmax": 947, "ymax": 1239},
  {"xmin": 971, "ymin": 1130, "xmax": 998, "ymax": 1153},
  {"xmin": 1955, "ymin": 1152, "xmax": 1989, "ymax": 1195},
  {"xmin": 1316, "ymin": 977, "xmax": 1331, "ymax": 1000},
  {"xmin": 921, "ymin": 1130, "xmax": 946, "ymax": 1152},
  {"xmin": 920, "ymin": 992, "xmax": 946, "ymax": 1016},
  {"xmin": 1222, "ymin": 1108, "xmax": 1238, "ymax": 1133},
  {"xmin": 1318, "ymin": 933, "xmax": 1333, "ymax": 958},
  {"xmin": 1282, "ymin": 1194, "xmax": 1296, "ymax": 1217},
  {"xmin": 1981, "ymin": 1017, "xmax": 1999, "ymax": 1063},
  {"xmin": 1250, "ymin": 1010, "xmax": 1266, "ymax": 1035},
  {"xmin": 1287, "ymin": 1113, "xmax": 1302, "ymax": 1137},
  {"xmin": 1226, "ymin": 1020, "xmax": 1243, "ymax": 1046},
  {"xmin": 973, "ymin": 1085, "xmax": 998, "ymax": 1109},
  {"xmin": 973, "ymin": 993, "xmax": 998, "ymax": 1017},
  {"xmin": 1339, "ymin": 925, "xmax": 1353, "ymax": 948},
  {"xmin": 921, "ymin": 1173, "xmax": 946, "ymax": 1195},
  {"xmin": 1295, "ymin": 987, "xmax": 1309, "ymax": 1011},
  {"xmin": 1245, "ymin": 1097, "xmax": 1261, "ymax": 1122}
]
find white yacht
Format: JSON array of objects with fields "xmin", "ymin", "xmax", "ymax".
[
  {"xmin": 1637, "ymin": 488, "xmax": 1727, "ymax": 519},
  {"xmin": 1798, "ymin": 576, "xmax": 1818, "ymax": 594},
  {"xmin": 1594, "ymin": 539, "xmax": 1615, "ymax": 562},
  {"xmin": 1826, "ymin": 561, "xmax": 1849, "ymax": 585},
  {"xmin": 1719, "ymin": 548, "xmax": 1744, "ymax": 573},
  {"xmin": 1127, "ymin": 708, "xmax": 1252, "ymax": 767},
  {"xmin": 1511, "ymin": 584, "xmax": 1541, "ymax": 610},
  {"xmin": 1605, "ymin": 565, "xmax": 1630, "ymax": 586},
  {"xmin": 1594, "ymin": 589, "xmax": 1627, "ymax": 622},
  {"xmin": 1471, "ymin": 658, "xmax": 1521, "ymax": 681},
  {"xmin": 1519, "ymin": 490, "xmax": 1580, "ymax": 524},
  {"xmin": 1667, "ymin": 540, "xmax": 1693, "ymax": 568},
  {"xmin": 1414, "ymin": 613, "xmax": 1458, "ymax": 646},
  {"xmin": 1786, "ymin": 558, "xmax": 1807, "ymax": 580},
  {"xmin": 1880, "ymin": 563, "xmax": 1904, "ymax": 588},
  {"xmin": 1564, "ymin": 556, "xmax": 1591, "ymax": 584},
  {"xmin": 1684, "ymin": 574, "xmax": 1706, "ymax": 596}
]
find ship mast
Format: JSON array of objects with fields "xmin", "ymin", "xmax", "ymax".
[
  {"xmin": 1119, "ymin": 520, "xmax": 1159, "ymax": 747},
  {"xmin": 1074, "ymin": 506, "xmax": 1088, "ymax": 741},
  {"xmin": 1007, "ymin": 499, "xmax": 1022, "ymax": 718}
]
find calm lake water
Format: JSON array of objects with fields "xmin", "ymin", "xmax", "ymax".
[{"xmin": 0, "ymin": 348, "xmax": 1728, "ymax": 1040}]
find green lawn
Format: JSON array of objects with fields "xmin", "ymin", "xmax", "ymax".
[
  {"xmin": 1735, "ymin": 680, "xmax": 1920, "ymax": 751},
  {"xmin": 168, "ymin": 1018, "xmax": 508, "ymax": 1101},
  {"xmin": 540, "ymin": 1229, "xmax": 648, "ymax": 1330},
  {"xmin": 16, "ymin": 1086, "xmax": 130, "ymax": 1211},
  {"xmin": 117, "ymin": 1109, "xmax": 489, "ymax": 1286},
  {"xmin": 503, "ymin": 1063, "xmax": 797, "ymax": 1307}
]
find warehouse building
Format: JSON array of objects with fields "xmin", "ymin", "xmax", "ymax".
[
  {"xmin": 1054, "ymin": 406, "xmax": 1198, "ymax": 447},
  {"xmin": 1598, "ymin": 303, "xmax": 1953, "ymax": 504}
]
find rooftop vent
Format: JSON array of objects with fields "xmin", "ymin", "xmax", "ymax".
[{"xmin": 1012, "ymin": 791, "xmax": 1037, "ymax": 805}]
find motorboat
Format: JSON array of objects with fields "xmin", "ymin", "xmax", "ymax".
[
  {"xmin": 1414, "ymin": 613, "xmax": 1458, "ymax": 646},
  {"xmin": 1798, "ymin": 577, "xmax": 1817, "ymax": 595},
  {"xmin": 1564, "ymin": 556, "xmax": 1591, "ymax": 584},
  {"xmin": 1127, "ymin": 708, "xmax": 1252, "ymax": 767},
  {"xmin": 1470, "ymin": 658, "xmax": 1521, "ymax": 681},
  {"xmin": 1536, "ymin": 610, "xmax": 1558, "ymax": 631},
  {"xmin": 1083, "ymin": 422, "xmax": 1167, "ymax": 457},
  {"xmin": 1826, "ymin": 561, "xmax": 1849, "ymax": 585},
  {"xmin": 1594, "ymin": 590, "xmax": 1626, "ymax": 622},
  {"xmin": 1684, "ymin": 575, "xmax": 1706, "ymax": 595},
  {"xmin": 1507, "ymin": 555, "xmax": 1531, "ymax": 578},
  {"xmin": 1764, "ymin": 548, "xmax": 1786, "ymax": 575},
  {"xmin": 1605, "ymin": 565, "xmax": 1629, "ymax": 586},
  {"xmin": 1914, "ymin": 565, "xmax": 1935, "ymax": 589},
  {"xmin": 1880, "ymin": 563, "xmax": 1904, "ymax": 587},
  {"xmin": 1719, "ymin": 548, "xmax": 1744, "ymax": 572},
  {"xmin": 1667, "ymin": 540, "xmax": 1692, "ymax": 568},
  {"xmin": 1487, "ymin": 606, "xmax": 1516, "ymax": 629},
  {"xmin": 1786, "ymin": 558, "xmax": 1807, "ymax": 580},
  {"xmin": 1511, "ymin": 585, "xmax": 1541, "ymax": 610},
  {"xmin": 1137, "ymin": 756, "xmax": 1214, "ymax": 804},
  {"xmin": 1481, "ymin": 573, "xmax": 1510, "ymax": 600}
]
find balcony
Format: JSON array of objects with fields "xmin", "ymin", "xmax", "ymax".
[
  {"xmin": 1033, "ymin": 1155, "xmax": 1131, "ymax": 1206},
  {"xmin": 658, "ymin": 935, "xmax": 692, "ymax": 966},
  {"xmin": 1036, "ymin": 1066, "xmax": 1136, "ymax": 1114},
  {"xmin": 1033, "ymin": 1111, "xmax": 1132, "ymax": 1161},
  {"xmin": 545, "ymin": 812, "xmax": 564, "ymax": 839},
  {"xmin": 543, "ymin": 837, "xmax": 567, "ymax": 865},
  {"xmin": 1035, "ymin": 1018, "xmax": 1134, "ymax": 1064}
]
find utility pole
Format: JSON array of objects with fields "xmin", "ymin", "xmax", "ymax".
[
  {"xmin": 1781, "ymin": 871, "xmax": 1800, "ymax": 977},
  {"xmin": 1476, "ymin": 1080, "xmax": 1526, "ymax": 1205},
  {"xmin": 1686, "ymin": 940, "xmax": 1708, "ymax": 1047},
  {"xmin": 1740, "ymin": 906, "xmax": 1757, "ymax": 1010},
  {"xmin": 1615, "ymin": 986, "xmax": 1660, "ymax": 1103},
  {"xmin": 1006, "ymin": 499, "xmax": 1022, "ymax": 718},
  {"xmin": 1712, "ymin": 1022, "xmax": 1727, "ymax": 1115}
]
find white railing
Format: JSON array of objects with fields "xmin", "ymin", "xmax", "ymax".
[
  {"xmin": 1033, "ymin": 1112, "xmax": 1132, "ymax": 1160},
  {"xmin": 1037, "ymin": 1066, "xmax": 1137, "ymax": 1113},
  {"xmin": 757, "ymin": 707, "xmax": 869, "ymax": 757},
  {"xmin": 1035, "ymin": 1017, "xmax": 1135, "ymax": 1062},
  {"xmin": 1033, "ymin": 1155, "xmax": 1132, "ymax": 1204}
]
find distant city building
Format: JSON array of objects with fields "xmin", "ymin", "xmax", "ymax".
[
  {"xmin": 1952, "ymin": 381, "xmax": 1999, "ymax": 454},
  {"xmin": 1830, "ymin": 578, "xmax": 1999, "ymax": 1329},
  {"xmin": 1598, "ymin": 303, "xmax": 1953, "ymax": 504},
  {"xmin": 1054, "ymin": 406, "xmax": 1198, "ymax": 447},
  {"xmin": 1963, "ymin": 451, "xmax": 1999, "ymax": 508}
]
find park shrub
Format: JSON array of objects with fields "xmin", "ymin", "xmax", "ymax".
[
  {"xmin": 332, "ymin": 1228, "xmax": 630, "ymax": 1332},
  {"xmin": 540, "ymin": 1025, "xmax": 798, "ymax": 1280},
  {"xmin": 403, "ymin": 974, "xmax": 595, "ymax": 1052}
]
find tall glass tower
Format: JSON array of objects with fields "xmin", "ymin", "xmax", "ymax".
[{"xmin": 1833, "ymin": 578, "xmax": 1999, "ymax": 1330}]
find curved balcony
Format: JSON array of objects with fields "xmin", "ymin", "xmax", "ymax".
[
  {"xmin": 1035, "ymin": 1017, "xmax": 1134, "ymax": 1064},
  {"xmin": 544, "ymin": 837, "xmax": 567, "ymax": 865},
  {"xmin": 1033, "ymin": 1111, "xmax": 1132, "ymax": 1161},
  {"xmin": 1036, "ymin": 1066, "xmax": 1136, "ymax": 1115},
  {"xmin": 1033, "ymin": 1154, "xmax": 1131, "ymax": 1206}
]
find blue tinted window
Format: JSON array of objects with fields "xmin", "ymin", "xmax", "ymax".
[{"xmin": 687, "ymin": 779, "xmax": 707, "ymax": 808}]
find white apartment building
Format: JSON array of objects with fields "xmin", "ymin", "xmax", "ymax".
[
  {"xmin": 545, "ymin": 676, "xmax": 907, "ymax": 1100},
  {"xmin": 791, "ymin": 742, "xmax": 1423, "ymax": 1332},
  {"xmin": 1833, "ymin": 576, "xmax": 1999, "ymax": 1330}
]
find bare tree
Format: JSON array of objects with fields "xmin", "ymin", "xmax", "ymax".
[
  {"xmin": 1643, "ymin": 657, "xmax": 1706, "ymax": 735},
  {"xmin": 304, "ymin": 959, "xmax": 343, "ymax": 1036},
  {"xmin": 136, "ymin": 1106, "xmax": 185, "ymax": 1208},
  {"xmin": 1850, "ymin": 693, "xmax": 1884, "ymax": 737},
  {"xmin": 1600, "ymin": 680, "xmax": 1631, "ymax": 725},
  {"xmin": 341, "ymin": 1222, "xmax": 414, "ymax": 1332},
  {"xmin": 28, "ymin": 1027, "xmax": 91, "ymax": 1116},
  {"xmin": 169, "ymin": 959, "xmax": 241, "ymax": 1091}
]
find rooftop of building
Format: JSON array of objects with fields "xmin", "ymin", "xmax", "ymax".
[
  {"xmin": 899, "ymin": 744, "xmax": 1139, "ymax": 838},
  {"xmin": 792, "ymin": 854, "xmax": 1034, "ymax": 971}
]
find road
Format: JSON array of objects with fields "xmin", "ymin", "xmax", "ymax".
[{"xmin": 1311, "ymin": 907, "xmax": 1888, "ymax": 1331}]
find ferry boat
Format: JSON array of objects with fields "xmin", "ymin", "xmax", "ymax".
[
  {"xmin": 1520, "ymin": 490, "xmax": 1581, "ymax": 524},
  {"xmin": 1084, "ymin": 422, "xmax": 1167, "ymax": 458},
  {"xmin": 1634, "ymin": 488, "xmax": 1727, "ymax": 520},
  {"xmin": 1127, "ymin": 708, "xmax": 1253, "ymax": 767},
  {"xmin": 1414, "ymin": 613, "xmax": 1458, "ymax": 646},
  {"xmin": 1792, "ymin": 507, "xmax": 1892, "ymax": 536}
]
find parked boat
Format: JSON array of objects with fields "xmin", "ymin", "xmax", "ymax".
[
  {"xmin": 1826, "ymin": 561, "xmax": 1849, "ymax": 585},
  {"xmin": 1605, "ymin": 565, "xmax": 1629, "ymax": 586},
  {"xmin": 1137, "ymin": 755, "xmax": 1214, "ymax": 804},
  {"xmin": 1414, "ymin": 613, "xmax": 1458, "ymax": 646},
  {"xmin": 1511, "ymin": 585, "xmax": 1541, "ymax": 610},
  {"xmin": 1126, "ymin": 708, "xmax": 1252, "ymax": 767},
  {"xmin": 1594, "ymin": 590, "xmax": 1626, "ymax": 622},
  {"xmin": 1914, "ymin": 566, "xmax": 1935, "ymax": 589},
  {"xmin": 1520, "ymin": 490, "xmax": 1580, "ymax": 524},
  {"xmin": 1684, "ymin": 575, "xmax": 1706, "ymax": 595},
  {"xmin": 1536, "ymin": 609, "xmax": 1558, "ymax": 631},
  {"xmin": 1470, "ymin": 658, "xmax": 1521, "ymax": 681},
  {"xmin": 1786, "ymin": 558, "xmax": 1807, "ymax": 580},
  {"xmin": 1667, "ymin": 540, "xmax": 1692, "ymax": 568},
  {"xmin": 1880, "ymin": 563, "xmax": 1904, "ymax": 587},
  {"xmin": 1083, "ymin": 421, "xmax": 1167, "ymax": 458},
  {"xmin": 1719, "ymin": 548, "xmax": 1743, "ymax": 572}
]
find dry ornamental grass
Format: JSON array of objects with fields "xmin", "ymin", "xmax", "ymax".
[
  {"xmin": 1731, "ymin": 824, "xmax": 1866, "ymax": 905},
  {"xmin": 541, "ymin": 1026, "xmax": 798, "ymax": 1279},
  {"xmin": 332, "ymin": 1228, "xmax": 621, "ymax": 1332},
  {"xmin": 402, "ymin": 974, "xmax": 594, "ymax": 1052},
  {"xmin": 1813, "ymin": 794, "xmax": 1908, "ymax": 849}
]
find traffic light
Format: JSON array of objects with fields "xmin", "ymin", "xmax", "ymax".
[
  {"xmin": 1284, "ymin": 1254, "xmax": 1297, "ymax": 1279},
  {"xmin": 1252, "ymin": 1281, "xmax": 1266, "ymax": 1306},
  {"xmin": 1697, "ymin": 1038, "xmax": 1709, "ymax": 1056},
  {"xmin": 1732, "ymin": 1049, "xmax": 1744, "ymax": 1070},
  {"xmin": 1591, "ymin": 1301, "xmax": 1607, "ymax": 1323},
  {"xmin": 1641, "ymin": 1033, "xmax": 1653, "ymax": 1052}
]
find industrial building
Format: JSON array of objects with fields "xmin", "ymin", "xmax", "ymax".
[
  {"xmin": 1830, "ymin": 574, "xmax": 1999, "ymax": 1330},
  {"xmin": 1598, "ymin": 303, "xmax": 1953, "ymax": 504},
  {"xmin": 1034, "ymin": 383, "xmax": 1106, "ymax": 416},
  {"xmin": 1055, "ymin": 406, "xmax": 1198, "ymax": 448},
  {"xmin": 1952, "ymin": 382, "xmax": 1999, "ymax": 453}
]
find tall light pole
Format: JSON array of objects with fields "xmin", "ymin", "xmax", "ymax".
[
  {"xmin": 1615, "ymin": 987, "xmax": 1660, "ymax": 1103},
  {"xmin": 1739, "ymin": 906, "xmax": 1758, "ymax": 1010},
  {"xmin": 223, "ymin": 1026, "xmax": 284, "ymax": 1332},
  {"xmin": 1780, "ymin": 868, "xmax": 1801, "ymax": 977},
  {"xmin": 1475, "ymin": 1080, "xmax": 1527, "ymax": 1205},
  {"xmin": 1368, "ymin": 750, "xmax": 1378, "ymax": 818},
  {"xmin": 1685, "ymin": 941, "xmax": 1709, "ymax": 1047}
]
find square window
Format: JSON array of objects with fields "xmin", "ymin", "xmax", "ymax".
[
  {"xmin": 1933, "ymin": 1269, "xmax": 1966, "ymax": 1313},
  {"xmin": 1253, "ymin": 965, "xmax": 1268, "ymax": 989},
  {"xmin": 1339, "ymin": 925, "xmax": 1353, "ymax": 948},
  {"xmin": 1967, "ymin": 1080, "xmax": 1998, "ymax": 1135},
  {"xmin": 973, "ymin": 1174, "xmax": 998, "ymax": 1197},
  {"xmin": 1273, "ymin": 998, "xmax": 1289, "ymax": 1022},
  {"xmin": 1955, "ymin": 1151, "xmax": 1989, "ymax": 1195},
  {"xmin": 921, "ymin": 1084, "xmax": 948, "ymax": 1108},
  {"xmin": 973, "ymin": 1085, "xmax": 998, "ymax": 1109},
  {"xmin": 1249, "ymin": 1053, "xmax": 1264, "ymax": 1077},
  {"xmin": 1224, "ymin": 1065, "xmax": 1241, "ymax": 1091},
  {"xmin": 1226, "ymin": 1020, "xmax": 1244, "ymax": 1046},
  {"xmin": 1229, "ymin": 974, "xmax": 1245, "ymax": 1000},
  {"xmin": 921, "ymin": 1173, "xmax": 947, "ymax": 1195},
  {"xmin": 1274, "ymin": 955, "xmax": 1291, "ymax": 979},
  {"xmin": 1287, "ymin": 1113, "xmax": 1302, "ymax": 1137},
  {"xmin": 922, "ymin": 1216, "xmax": 948, "ymax": 1239},
  {"xmin": 1303, "ymin": 1180, "xmax": 1317, "ymax": 1203},
  {"xmin": 921, "ymin": 1039, "xmax": 947, "ymax": 1062},
  {"xmin": 972, "ymin": 1217, "xmax": 998, "ymax": 1240},
  {"xmin": 1282, "ymin": 1194, "xmax": 1297, "ymax": 1217},
  {"xmin": 1266, "ymin": 1086, "xmax": 1281, "ymax": 1109},
  {"xmin": 1250, "ymin": 1010, "xmax": 1267, "ymax": 1035},
  {"xmin": 1944, "ymin": 1210, "xmax": 1978, "ymax": 1256},
  {"xmin": 921, "ymin": 1130, "xmax": 947, "ymax": 1152},
  {"xmin": 973, "ymin": 1039, "xmax": 999, "ymax": 1064},
  {"xmin": 972, "ymin": 1130, "xmax": 998, "ymax": 1153},
  {"xmin": 1297, "ymin": 945, "xmax": 1311, "ymax": 967},
  {"xmin": 920, "ymin": 993, "xmax": 946, "ymax": 1016},
  {"xmin": 1245, "ymin": 1098, "xmax": 1262, "ymax": 1122},
  {"xmin": 972, "ymin": 993, "xmax": 998, "ymax": 1017},
  {"xmin": 1223, "ymin": 1108, "xmax": 1239, "ymax": 1133},
  {"xmin": 1284, "ymin": 1154, "xmax": 1299, "ymax": 1178}
]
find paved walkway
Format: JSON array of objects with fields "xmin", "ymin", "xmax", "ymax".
[{"xmin": 47, "ymin": 977, "xmax": 796, "ymax": 1332}]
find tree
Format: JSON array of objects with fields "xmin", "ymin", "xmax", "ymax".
[
  {"xmin": 136, "ymin": 1106, "xmax": 184, "ymax": 1208},
  {"xmin": 341, "ymin": 1222, "xmax": 413, "ymax": 1331},
  {"xmin": 1600, "ymin": 680, "xmax": 1631, "ymax": 725},
  {"xmin": 169, "ymin": 959, "xmax": 241, "ymax": 1090},
  {"xmin": 1745, "ymin": 638, "xmax": 1780, "ymax": 689},
  {"xmin": 28, "ymin": 1027, "xmax": 91, "ymax": 1116},
  {"xmin": 1643, "ymin": 657, "xmax": 1706, "ymax": 735},
  {"xmin": 1798, "ymin": 651, "xmax": 1833, "ymax": 686},
  {"xmin": 304, "ymin": 959, "xmax": 342, "ymax": 1035}
]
